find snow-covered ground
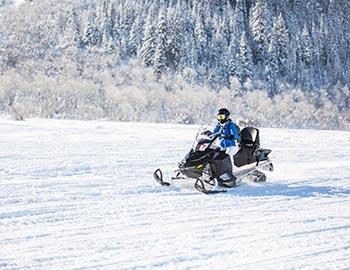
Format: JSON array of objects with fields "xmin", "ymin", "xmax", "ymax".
[
  {"xmin": 0, "ymin": 0, "xmax": 24, "ymax": 14},
  {"xmin": 0, "ymin": 119, "xmax": 349, "ymax": 269}
]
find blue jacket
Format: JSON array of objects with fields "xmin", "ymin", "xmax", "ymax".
[{"xmin": 212, "ymin": 119, "xmax": 239, "ymax": 148}]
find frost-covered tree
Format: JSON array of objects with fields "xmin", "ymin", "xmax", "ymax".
[
  {"xmin": 228, "ymin": 39, "xmax": 239, "ymax": 87},
  {"xmin": 166, "ymin": 9, "xmax": 183, "ymax": 72},
  {"xmin": 234, "ymin": 0, "xmax": 246, "ymax": 40},
  {"xmin": 269, "ymin": 13, "xmax": 290, "ymax": 78},
  {"xmin": 129, "ymin": 14, "xmax": 143, "ymax": 57},
  {"xmin": 104, "ymin": 3, "xmax": 115, "ymax": 38},
  {"xmin": 249, "ymin": 0, "xmax": 268, "ymax": 66},
  {"xmin": 194, "ymin": 14, "xmax": 207, "ymax": 67},
  {"xmin": 299, "ymin": 25, "xmax": 313, "ymax": 68},
  {"xmin": 154, "ymin": 10, "xmax": 168, "ymax": 77},
  {"xmin": 265, "ymin": 36, "xmax": 279, "ymax": 96},
  {"xmin": 83, "ymin": 23, "xmax": 102, "ymax": 47},
  {"xmin": 72, "ymin": 9, "xmax": 84, "ymax": 49},
  {"xmin": 209, "ymin": 24, "xmax": 229, "ymax": 87},
  {"xmin": 140, "ymin": 12, "xmax": 156, "ymax": 67},
  {"xmin": 298, "ymin": 24, "xmax": 317, "ymax": 89},
  {"xmin": 238, "ymin": 34, "xmax": 253, "ymax": 84}
]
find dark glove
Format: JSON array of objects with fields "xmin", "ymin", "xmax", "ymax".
[
  {"xmin": 222, "ymin": 134, "xmax": 235, "ymax": 140},
  {"xmin": 201, "ymin": 130, "xmax": 212, "ymax": 136}
]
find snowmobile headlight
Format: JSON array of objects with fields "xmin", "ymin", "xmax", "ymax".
[{"xmin": 197, "ymin": 143, "xmax": 209, "ymax": 151}]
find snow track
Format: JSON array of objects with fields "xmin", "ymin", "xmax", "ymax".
[{"xmin": 0, "ymin": 119, "xmax": 349, "ymax": 269}]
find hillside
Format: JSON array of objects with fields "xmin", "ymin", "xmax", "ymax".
[{"xmin": 0, "ymin": 0, "xmax": 349, "ymax": 129}]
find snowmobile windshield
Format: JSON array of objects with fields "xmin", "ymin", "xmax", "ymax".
[{"xmin": 192, "ymin": 126, "xmax": 220, "ymax": 152}]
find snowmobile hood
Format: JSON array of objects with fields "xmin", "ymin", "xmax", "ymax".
[{"xmin": 180, "ymin": 148, "xmax": 216, "ymax": 168}]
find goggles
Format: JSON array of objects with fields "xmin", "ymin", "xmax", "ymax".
[{"xmin": 217, "ymin": 114, "xmax": 227, "ymax": 121}]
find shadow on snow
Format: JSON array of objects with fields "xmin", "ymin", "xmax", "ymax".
[{"xmin": 226, "ymin": 181, "xmax": 350, "ymax": 198}]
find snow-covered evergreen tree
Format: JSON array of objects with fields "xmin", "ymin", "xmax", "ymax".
[
  {"xmin": 194, "ymin": 14, "xmax": 207, "ymax": 67},
  {"xmin": 83, "ymin": 9, "xmax": 102, "ymax": 48},
  {"xmin": 238, "ymin": 34, "xmax": 253, "ymax": 85},
  {"xmin": 249, "ymin": 0, "xmax": 268, "ymax": 66},
  {"xmin": 234, "ymin": 0, "xmax": 246, "ymax": 41},
  {"xmin": 299, "ymin": 25, "xmax": 313, "ymax": 68},
  {"xmin": 166, "ymin": 9, "xmax": 183, "ymax": 72},
  {"xmin": 140, "ymin": 12, "xmax": 156, "ymax": 67},
  {"xmin": 265, "ymin": 34, "xmax": 279, "ymax": 96},
  {"xmin": 129, "ymin": 15, "xmax": 142, "ymax": 57},
  {"xmin": 106, "ymin": 3, "xmax": 116, "ymax": 34},
  {"xmin": 228, "ymin": 40, "xmax": 239, "ymax": 87},
  {"xmin": 154, "ymin": 10, "xmax": 168, "ymax": 78},
  {"xmin": 269, "ymin": 13, "xmax": 290, "ymax": 78}
]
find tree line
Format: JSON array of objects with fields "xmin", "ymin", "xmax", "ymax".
[{"xmin": 0, "ymin": 0, "xmax": 349, "ymax": 129}]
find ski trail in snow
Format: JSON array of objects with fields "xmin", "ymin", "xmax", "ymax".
[{"xmin": 0, "ymin": 119, "xmax": 349, "ymax": 269}]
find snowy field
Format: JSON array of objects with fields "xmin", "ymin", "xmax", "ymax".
[{"xmin": 0, "ymin": 119, "xmax": 350, "ymax": 270}]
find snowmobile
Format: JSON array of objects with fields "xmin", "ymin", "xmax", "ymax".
[{"xmin": 153, "ymin": 126, "xmax": 273, "ymax": 194}]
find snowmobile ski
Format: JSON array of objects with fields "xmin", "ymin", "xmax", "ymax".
[
  {"xmin": 194, "ymin": 179, "xmax": 227, "ymax": 194},
  {"xmin": 153, "ymin": 169, "xmax": 170, "ymax": 186}
]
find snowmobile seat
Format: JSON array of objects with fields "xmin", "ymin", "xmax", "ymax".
[
  {"xmin": 234, "ymin": 127, "xmax": 260, "ymax": 167},
  {"xmin": 239, "ymin": 127, "xmax": 260, "ymax": 148}
]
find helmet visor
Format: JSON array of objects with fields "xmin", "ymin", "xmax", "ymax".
[{"xmin": 217, "ymin": 114, "xmax": 226, "ymax": 121}]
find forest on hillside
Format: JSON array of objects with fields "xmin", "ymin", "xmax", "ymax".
[{"xmin": 0, "ymin": 0, "xmax": 349, "ymax": 129}]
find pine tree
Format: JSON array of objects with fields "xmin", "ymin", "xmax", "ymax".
[
  {"xmin": 238, "ymin": 34, "xmax": 253, "ymax": 84},
  {"xmin": 175, "ymin": 1, "xmax": 192, "ymax": 70},
  {"xmin": 99, "ymin": 0, "xmax": 110, "ymax": 37},
  {"xmin": 228, "ymin": 38, "xmax": 239, "ymax": 89},
  {"xmin": 72, "ymin": 9, "xmax": 83, "ymax": 49},
  {"xmin": 83, "ymin": 24, "xmax": 102, "ymax": 47},
  {"xmin": 269, "ymin": 13, "xmax": 290, "ymax": 77},
  {"xmin": 119, "ymin": 4, "xmax": 131, "ymax": 39},
  {"xmin": 328, "ymin": 1, "xmax": 344, "ymax": 83},
  {"xmin": 103, "ymin": 2, "xmax": 114, "ymax": 40},
  {"xmin": 265, "ymin": 37, "xmax": 279, "ymax": 96},
  {"xmin": 299, "ymin": 25, "xmax": 313, "ymax": 68},
  {"xmin": 129, "ymin": 19, "xmax": 140, "ymax": 56},
  {"xmin": 117, "ymin": 5, "xmax": 133, "ymax": 58},
  {"xmin": 109, "ymin": 3, "xmax": 121, "ymax": 43},
  {"xmin": 318, "ymin": 14, "xmax": 332, "ymax": 84},
  {"xmin": 209, "ymin": 26, "xmax": 228, "ymax": 87},
  {"xmin": 166, "ymin": 10, "xmax": 183, "ymax": 72},
  {"xmin": 194, "ymin": 14, "xmax": 207, "ymax": 66},
  {"xmin": 249, "ymin": 0, "xmax": 268, "ymax": 66},
  {"xmin": 234, "ymin": 0, "xmax": 246, "ymax": 40},
  {"xmin": 311, "ymin": 22, "xmax": 320, "ymax": 65},
  {"xmin": 228, "ymin": 41, "xmax": 238, "ymax": 78},
  {"xmin": 140, "ymin": 12, "xmax": 156, "ymax": 67},
  {"xmin": 154, "ymin": 10, "xmax": 168, "ymax": 78},
  {"xmin": 221, "ymin": 15, "xmax": 231, "ymax": 46}
]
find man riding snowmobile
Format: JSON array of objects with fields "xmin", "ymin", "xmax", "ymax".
[
  {"xmin": 203, "ymin": 108, "xmax": 239, "ymax": 174},
  {"xmin": 153, "ymin": 109, "xmax": 273, "ymax": 194}
]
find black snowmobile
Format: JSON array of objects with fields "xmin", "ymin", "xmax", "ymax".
[{"xmin": 153, "ymin": 126, "xmax": 273, "ymax": 194}]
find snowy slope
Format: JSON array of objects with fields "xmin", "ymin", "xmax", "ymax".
[{"xmin": 0, "ymin": 119, "xmax": 349, "ymax": 269}]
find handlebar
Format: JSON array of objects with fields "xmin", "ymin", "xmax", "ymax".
[{"xmin": 207, "ymin": 133, "xmax": 220, "ymax": 149}]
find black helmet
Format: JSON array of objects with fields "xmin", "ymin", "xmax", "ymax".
[{"xmin": 217, "ymin": 108, "xmax": 230, "ymax": 124}]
